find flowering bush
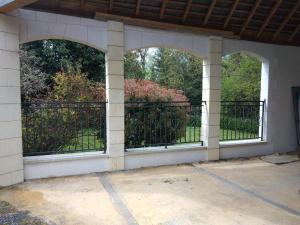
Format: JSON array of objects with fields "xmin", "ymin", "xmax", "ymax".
[
  {"xmin": 125, "ymin": 79, "xmax": 189, "ymax": 147},
  {"xmin": 125, "ymin": 79, "xmax": 188, "ymax": 102}
]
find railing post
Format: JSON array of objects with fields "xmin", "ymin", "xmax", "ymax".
[
  {"xmin": 106, "ymin": 21, "xmax": 125, "ymax": 171},
  {"xmin": 201, "ymin": 36, "xmax": 222, "ymax": 161}
]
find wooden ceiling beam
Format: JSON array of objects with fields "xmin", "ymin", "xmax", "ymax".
[
  {"xmin": 288, "ymin": 24, "xmax": 300, "ymax": 42},
  {"xmin": 273, "ymin": 0, "xmax": 300, "ymax": 41},
  {"xmin": 223, "ymin": 0, "xmax": 239, "ymax": 29},
  {"xmin": 95, "ymin": 12, "xmax": 238, "ymax": 39},
  {"xmin": 159, "ymin": 0, "xmax": 168, "ymax": 20},
  {"xmin": 51, "ymin": 0, "xmax": 58, "ymax": 9},
  {"xmin": 109, "ymin": 0, "xmax": 113, "ymax": 13},
  {"xmin": 203, "ymin": 0, "xmax": 216, "ymax": 25},
  {"xmin": 80, "ymin": 0, "xmax": 85, "ymax": 12},
  {"xmin": 182, "ymin": 0, "xmax": 192, "ymax": 23},
  {"xmin": 0, "ymin": 0, "xmax": 38, "ymax": 13},
  {"xmin": 135, "ymin": 0, "xmax": 141, "ymax": 16},
  {"xmin": 256, "ymin": 0, "xmax": 282, "ymax": 39},
  {"xmin": 239, "ymin": 0, "xmax": 261, "ymax": 35}
]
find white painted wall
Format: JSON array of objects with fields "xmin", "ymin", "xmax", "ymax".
[
  {"xmin": 24, "ymin": 152, "xmax": 109, "ymax": 179},
  {"xmin": 0, "ymin": 13, "xmax": 23, "ymax": 186},
  {"xmin": 125, "ymin": 147, "xmax": 206, "ymax": 170},
  {"xmin": 124, "ymin": 25, "xmax": 208, "ymax": 58}
]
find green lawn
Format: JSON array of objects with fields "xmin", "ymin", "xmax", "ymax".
[
  {"xmin": 62, "ymin": 126, "xmax": 258, "ymax": 152},
  {"xmin": 63, "ymin": 129, "xmax": 104, "ymax": 152},
  {"xmin": 178, "ymin": 126, "xmax": 258, "ymax": 143}
]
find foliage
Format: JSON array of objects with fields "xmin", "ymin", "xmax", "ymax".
[
  {"xmin": 125, "ymin": 79, "xmax": 189, "ymax": 147},
  {"xmin": 50, "ymin": 71, "xmax": 105, "ymax": 102},
  {"xmin": 21, "ymin": 39, "xmax": 105, "ymax": 83},
  {"xmin": 23, "ymin": 72, "xmax": 106, "ymax": 155},
  {"xmin": 50, "ymin": 72, "xmax": 106, "ymax": 139},
  {"xmin": 20, "ymin": 48, "xmax": 49, "ymax": 101},
  {"xmin": 125, "ymin": 79, "xmax": 187, "ymax": 102},
  {"xmin": 124, "ymin": 48, "xmax": 203, "ymax": 101},
  {"xmin": 221, "ymin": 53, "xmax": 261, "ymax": 101},
  {"xmin": 22, "ymin": 104, "xmax": 78, "ymax": 155},
  {"xmin": 220, "ymin": 116, "xmax": 259, "ymax": 134},
  {"xmin": 124, "ymin": 49, "xmax": 149, "ymax": 80}
]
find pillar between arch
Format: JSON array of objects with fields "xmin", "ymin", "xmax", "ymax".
[
  {"xmin": 0, "ymin": 13, "xmax": 24, "ymax": 186},
  {"xmin": 201, "ymin": 36, "xmax": 222, "ymax": 161},
  {"xmin": 106, "ymin": 21, "xmax": 125, "ymax": 171}
]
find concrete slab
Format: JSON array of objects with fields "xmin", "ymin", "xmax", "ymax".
[
  {"xmin": 0, "ymin": 174, "xmax": 126, "ymax": 225},
  {"xmin": 261, "ymin": 154, "xmax": 299, "ymax": 164},
  {"xmin": 0, "ymin": 159, "xmax": 299, "ymax": 225}
]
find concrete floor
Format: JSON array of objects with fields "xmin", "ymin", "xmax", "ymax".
[{"xmin": 0, "ymin": 158, "xmax": 300, "ymax": 225}]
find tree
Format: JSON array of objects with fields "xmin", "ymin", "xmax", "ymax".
[
  {"xmin": 124, "ymin": 49, "xmax": 149, "ymax": 80},
  {"xmin": 20, "ymin": 48, "xmax": 49, "ymax": 101},
  {"xmin": 21, "ymin": 39, "xmax": 106, "ymax": 83},
  {"xmin": 149, "ymin": 48, "xmax": 203, "ymax": 101},
  {"xmin": 221, "ymin": 53, "xmax": 261, "ymax": 101}
]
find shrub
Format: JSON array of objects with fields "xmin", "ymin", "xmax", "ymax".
[
  {"xmin": 22, "ymin": 102, "xmax": 78, "ymax": 155},
  {"xmin": 22, "ymin": 74, "xmax": 190, "ymax": 153},
  {"xmin": 23, "ymin": 73, "xmax": 106, "ymax": 155},
  {"xmin": 125, "ymin": 79, "xmax": 189, "ymax": 147},
  {"xmin": 50, "ymin": 72, "xmax": 106, "ymax": 140},
  {"xmin": 50, "ymin": 72, "xmax": 105, "ymax": 101}
]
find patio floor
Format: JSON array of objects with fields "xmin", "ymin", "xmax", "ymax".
[{"xmin": 0, "ymin": 158, "xmax": 300, "ymax": 225}]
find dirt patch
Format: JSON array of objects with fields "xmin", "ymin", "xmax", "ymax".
[{"xmin": 0, "ymin": 201, "xmax": 55, "ymax": 225}]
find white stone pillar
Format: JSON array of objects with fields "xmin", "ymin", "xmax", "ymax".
[
  {"xmin": 201, "ymin": 36, "xmax": 222, "ymax": 161},
  {"xmin": 0, "ymin": 13, "xmax": 24, "ymax": 186},
  {"xmin": 106, "ymin": 21, "xmax": 125, "ymax": 171}
]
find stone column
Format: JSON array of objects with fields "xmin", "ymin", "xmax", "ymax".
[
  {"xmin": 201, "ymin": 36, "xmax": 222, "ymax": 161},
  {"xmin": 0, "ymin": 13, "xmax": 24, "ymax": 186},
  {"xmin": 106, "ymin": 21, "xmax": 125, "ymax": 171}
]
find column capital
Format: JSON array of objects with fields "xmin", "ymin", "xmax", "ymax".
[{"xmin": 107, "ymin": 20, "xmax": 124, "ymax": 32}]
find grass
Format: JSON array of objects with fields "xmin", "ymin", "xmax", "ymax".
[
  {"xmin": 62, "ymin": 126, "xmax": 258, "ymax": 152},
  {"xmin": 63, "ymin": 129, "xmax": 105, "ymax": 152},
  {"xmin": 177, "ymin": 126, "xmax": 258, "ymax": 143}
]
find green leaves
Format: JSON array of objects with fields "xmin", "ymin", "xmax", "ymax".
[{"xmin": 221, "ymin": 53, "xmax": 261, "ymax": 102}]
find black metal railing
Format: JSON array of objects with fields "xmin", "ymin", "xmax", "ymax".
[
  {"xmin": 125, "ymin": 101, "xmax": 204, "ymax": 149},
  {"xmin": 22, "ymin": 101, "xmax": 106, "ymax": 156},
  {"xmin": 220, "ymin": 101, "xmax": 265, "ymax": 141}
]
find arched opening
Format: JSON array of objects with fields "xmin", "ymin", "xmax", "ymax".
[
  {"xmin": 20, "ymin": 39, "xmax": 107, "ymax": 156},
  {"xmin": 220, "ymin": 52, "xmax": 268, "ymax": 141},
  {"xmin": 124, "ymin": 47, "xmax": 204, "ymax": 150}
]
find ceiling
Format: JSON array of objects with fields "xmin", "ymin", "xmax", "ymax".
[{"xmin": 24, "ymin": 0, "xmax": 300, "ymax": 47}]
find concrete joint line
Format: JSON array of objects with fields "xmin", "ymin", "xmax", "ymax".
[
  {"xmin": 193, "ymin": 166, "xmax": 300, "ymax": 218},
  {"xmin": 98, "ymin": 174, "xmax": 139, "ymax": 225}
]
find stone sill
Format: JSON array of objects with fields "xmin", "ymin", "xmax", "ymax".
[
  {"xmin": 125, "ymin": 143, "xmax": 206, "ymax": 156},
  {"xmin": 220, "ymin": 139, "xmax": 267, "ymax": 148},
  {"xmin": 24, "ymin": 151, "xmax": 108, "ymax": 164}
]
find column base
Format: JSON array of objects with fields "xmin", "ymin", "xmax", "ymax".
[
  {"xmin": 206, "ymin": 148, "xmax": 220, "ymax": 161},
  {"xmin": 108, "ymin": 156, "xmax": 125, "ymax": 171}
]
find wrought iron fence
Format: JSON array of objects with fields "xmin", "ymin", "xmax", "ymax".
[
  {"xmin": 22, "ymin": 101, "xmax": 106, "ymax": 156},
  {"xmin": 125, "ymin": 101, "xmax": 204, "ymax": 149},
  {"xmin": 220, "ymin": 101, "xmax": 265, "ymax": 141}
]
